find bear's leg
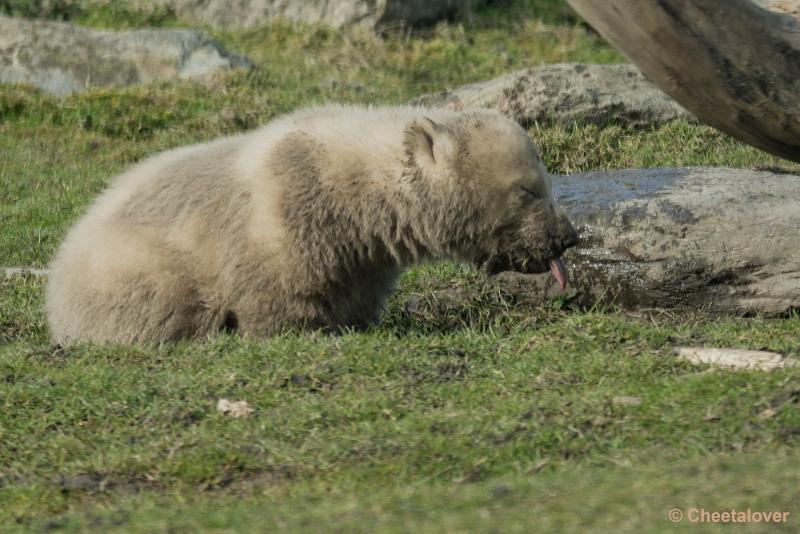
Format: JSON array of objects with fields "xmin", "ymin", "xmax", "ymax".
[
  {"xmin": 231, "ymin": 294, "xmax": 327, "ymax": 337},
  {"xmin": 231, "ymin": 290, "xmax": 388, "ymax": 337},
  {"xmin": 47, "ymin": 228, "xmax": 214, "ymax": 344}
]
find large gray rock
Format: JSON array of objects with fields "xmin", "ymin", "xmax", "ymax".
[
  {"xmin": 128, "ymin": 0, "xmax": 478, "ymax": 31},
  {"xmin": 0, "ymin": 15, "xmax": 251, "ymax": 95},
  {"xmin": 415, "ymin": 63, "xmax": 693, "ymax": 127},
  {"xmin": 496, "ymin": 167, "xmax": 800, "ymax": 315}
]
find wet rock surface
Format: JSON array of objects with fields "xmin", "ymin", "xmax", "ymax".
[
  {"xmin": 0, "ymin": 15, "xmax": 251, "ymax": 95},
  {"xmin": 414, "ymin": 63, "xmax": 693, "ymax": 127},
  {"xmin": 496, "ymin": 167, "xmax": 800, "ymax": 315}
]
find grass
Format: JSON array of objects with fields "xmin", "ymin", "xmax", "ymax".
[
  {"xmin": 2, "ymin": 1, "xmax": 800, "ymax": 531},
  {"xmin": 14, "ymin": 450, "xmax": 800, "ymax": 532},
  {"xmin": 2, "ymin": 273, "xmax": 800, "ymax": 530}
]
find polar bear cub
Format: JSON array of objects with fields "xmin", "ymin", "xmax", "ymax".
[{"xmin": 46, "ymin": 105, "xmax": 577, "ymax": 344}]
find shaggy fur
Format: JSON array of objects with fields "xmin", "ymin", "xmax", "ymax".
[{"xmin": 46, "ymin": 105, "xmax": 577, "ymax": 344}]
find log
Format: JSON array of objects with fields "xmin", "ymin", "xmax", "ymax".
[{"xmin": 565, "ymin": 0, "xmax": 800, "ymax": 162}]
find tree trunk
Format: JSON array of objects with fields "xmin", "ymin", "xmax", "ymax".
[{"xmin": 566, "ymin": 0, "xmax": 800, "ymax": 162}]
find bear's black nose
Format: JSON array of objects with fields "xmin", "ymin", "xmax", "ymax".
[
  {"xmin": 557, "ymin": 215, "xmax": 579, "ymax": 250},
  {"xmin": 562, "ymin": 226, "xmax": 578, "ymax": 249},
  {"xmin": 555, "ymin": 212, "xmax": 578, "ymax": 251}
]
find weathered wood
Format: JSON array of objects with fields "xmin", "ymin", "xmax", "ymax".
[{"xmin": 566, "ymin": 0, "xmax": 800, "ymax": 162}]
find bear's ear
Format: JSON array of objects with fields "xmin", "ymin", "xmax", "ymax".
[{"xmin": 405, "ymin": 117, "xmax": 456, "ymax": 170}]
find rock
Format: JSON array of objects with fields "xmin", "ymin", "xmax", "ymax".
[
  {"xmin": 496, "ymin": 167, "xmax": 800, "ymax": 315},
  {"xmin": 414, "ymin": 63, "xmax": 693, "ymax": 127},
  {"xmin": 216, "ymin": 398, "xmax": 254, "ymax": 418},
  {"xmin": 0, "ymin": 15, "xmax": 251, "ymax": 95},
  {"xmin": 127, "ymin": 0, "xmax": 478, "ymax": 31},
  {"xmin": 758, "ymin": 407, "xmax": 777, "ymax": 419},
  {"xmin": 675, "ymin": 347, "xmax": 796, "ymax": 371}
]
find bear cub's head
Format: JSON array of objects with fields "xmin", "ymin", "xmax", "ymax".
[{"xmin": 405, "ymin": 110, "xmax": 578, "ymax": 288}]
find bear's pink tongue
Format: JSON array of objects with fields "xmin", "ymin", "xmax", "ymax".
[{"xmin": 549, "ymin": 257, "xmax": 568, "ymax": 290}]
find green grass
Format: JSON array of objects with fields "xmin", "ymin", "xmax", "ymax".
[
  {"xmin": 15, "ymin": 450, "xmax": 800, "ymax": 532},
  {"xmin": 2, "ymin": 273, "xmax": 799, "ymax": 530},
  {"xmin": 2, "ymin": 1, "xmax": 800, "ymax": 531},
  {"xmin": 0, "ymin": 0, "xmax": 177, "ymax": 27}
]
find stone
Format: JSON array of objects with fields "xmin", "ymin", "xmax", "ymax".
[
  {"xmin": 496, "ymin": 167, "xmax": 800, "ymax": 315},
  {"xmin": 216, "ymin": 398, "xmax": 254, "ymax": 418},
  {"xmin": 0, "ymin": 15, "xmax": 251, "ymax": 95},
  {"xmin": 126, "ymin": 0, "xmax": 479, "ymax": 31},
  {"xmin": 675, "ymin": 347, "xmax": 796, "ymax": 371},
  {"xmin": 413, "ymin": 63, "xmax": 693, "ymax": 127}
]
